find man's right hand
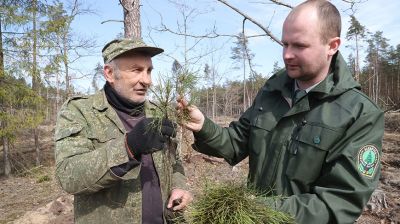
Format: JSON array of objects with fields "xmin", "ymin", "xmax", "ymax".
[
  {"xmin": 125, "ymin": 118, "xmax": 176, "ymax": 158},
  {"xmin": 176, "ymin": 97, "xmax": 205, "ymax": 132}
]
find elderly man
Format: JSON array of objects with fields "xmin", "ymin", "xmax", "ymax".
[
  {"xmin": 178, "ymin": 0, "xmax": 384, "ymax": 223},
  {"xmin": 55, "ymin": 38, "xmax": 192, "ymax": 224}
]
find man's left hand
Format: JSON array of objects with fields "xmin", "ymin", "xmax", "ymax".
[{"xmin": 167, "ymin": 188, "xmax": 193, "ymax": 211}]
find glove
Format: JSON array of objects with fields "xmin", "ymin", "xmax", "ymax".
[{"xmin": 126, "ymin": 118, "xmax": 176, "ymax": 159}]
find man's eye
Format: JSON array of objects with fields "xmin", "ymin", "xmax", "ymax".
[{"xmin": 295, "ymin": 44, "xmax": 307, "ymax": 49}]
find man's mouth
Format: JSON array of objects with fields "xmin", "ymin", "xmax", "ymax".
[
  {"xmin": 286, "ymin": 64, "xmax": 299, "ymax": 69},
  {"xmin": 134, "ymin": 89, "xmax": 147, "ymax": 95}
]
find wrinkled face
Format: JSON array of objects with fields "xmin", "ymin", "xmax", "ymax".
[
  {"xmin": 104, "ymin": 53, "xmax": 153, "ymax": 104},
  {"xmin": 282, "ymin": 8, "xmax": 332, "ymax": 87}
]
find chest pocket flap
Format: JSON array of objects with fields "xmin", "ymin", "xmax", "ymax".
[
  {"xmin": 251, "ymin": 111, "xmax": 279, "ymax": 131},
  {"xmin": 298, "ymin": 123, "xmax": 343, "ymax": 151},
  {"xmin": 87, "ymin": 128, "xmax": 117, "ymax": 143},
  {"xmin": 55, "ymin": 123, "xmax": 83, "ymax": 141}
]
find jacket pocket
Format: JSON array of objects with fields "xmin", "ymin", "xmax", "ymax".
[
  {"xmin": 285, "ymin": 123, "xmax": 342, "ymax": 184},
  {"xmin": 87, "ymin": 129, "xmax": 118, "ymax": 152},
  {"xmin": 87, "ymin": 129, "xmax": 117, "ymax": 143},
  {"xmin": 249, "ymin": 112, "xmax": 277, "ymax": 156},
  {"xmin": 55, "ymin": 123, "xmax": 83, "ymax": 141}
]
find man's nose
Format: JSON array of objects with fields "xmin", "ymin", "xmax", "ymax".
[
  {"xmin": 283, "ymin": 47, "xmax": 294, "ymax": 60},
  {"xmin": 140, "ymin": 72, "xmax": 152, "ymax": 86}
]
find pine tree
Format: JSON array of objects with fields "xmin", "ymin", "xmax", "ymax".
[
  {"xmin": 346, "ymin": 15, "xmax": 366, "ymax": 82},
  {"xmin": 231, "ymin": 33, "xmax": 254, "ymax": 112},
  {"xmin": 364, "ymin": 31, "xmax": 390, "ymax": 106}
]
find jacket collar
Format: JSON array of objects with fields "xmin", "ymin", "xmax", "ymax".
[
  {"xmin": 92, "ymin": 89, "xmax": 109, "ymax": 111},
  {"xmin": 263, "ymin": 51, "xmax": 360, "ymax": 100},
  {"xmin": 91, "ymin": 89, "xmax": 125, "ymax": 133}
]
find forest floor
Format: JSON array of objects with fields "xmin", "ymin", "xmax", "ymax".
[{"xmin": 0, "ymin": 113, "xmax": 399, "ymax": 224}]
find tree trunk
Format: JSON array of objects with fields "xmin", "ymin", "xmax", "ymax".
[
  {"xmin": 34, "ymin": 128, "xmax": 40, "ymax": 166},
  {"xmin": 46, "ymin": 87, "xmax": 49, "ymax": 122},
  {"xmin": 355, "ymin": 34, "xmax": 360, "ymax": 82},
  {"xmin": 2, "ymin": 135, "xmax": 11, "ymax": 176},
  {"xmin": 32, "ymin": 0, "xmax": 40, "ymax": 91},
  {"xmin": 63, "ymin": 33, "xmax": 70, "ymax": 98},
  {"xmin": 369, "ymin": 69, "xmax": 372, "ymax": 99},
  {"xmin": 121, "ymin": 0, "xmax": 141, "ymax": 38},
  {"xmin": 31, "ymin": 0, "xmax": 41, "ymax": 166},
  {"xmin": 206, "ymin": 88, "xmax": 209, "ymax": 117},
  {"xmin": 0, "ymin": 13, "xmax": 3, "ymax": 80},
  {"xmin": 396, "ymin": 61, "xmax": 400, "ymax": 103},
  {"xmin": 212, "ymin": 82, "xmax": 216, "ymax": 120},
  {"xmin": 375, "ymin": 54, "xmax": 379, "ymax": 104},
  {"xmin": 242, "ymin": 57, "xmax": 246, "ymax": 112},
  {"xmin": 56, "ymin": 71, "xmax": 60, "ymax": 116},
  {"xmin": 0, "ymin": 13, "xmax": 10, "ymax": 176}
]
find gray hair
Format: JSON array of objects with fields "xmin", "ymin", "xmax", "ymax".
[{"xmin": 107, "ymin": 59, "xmax": 120, "ymax": 79}]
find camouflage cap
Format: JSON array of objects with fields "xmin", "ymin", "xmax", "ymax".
[{"xmin": 102, "ymin": 38, "xmax": 164, "ymax": 63}]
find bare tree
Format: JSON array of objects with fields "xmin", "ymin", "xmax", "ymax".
[{"xmin": 217, "ymin": 0, "xmax": 283, "ymax": 46}]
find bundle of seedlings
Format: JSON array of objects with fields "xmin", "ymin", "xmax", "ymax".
[{"xmin": 182, "ymin": 182, "xmax": 295, "ymax": 224}]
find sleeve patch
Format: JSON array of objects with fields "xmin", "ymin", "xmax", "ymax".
[{"xmin": 357, "ymin": 144, "xmax": 379, "ymax": 178}]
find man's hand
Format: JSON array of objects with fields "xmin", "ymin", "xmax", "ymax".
[
  {"xmin": 167, "ymin": 188, "xmax": 193, "ymax": 211},
  {"xmin": 125, "ymin": 118, "xmax": 176, "ymax": 158},
  {"xmin": 176, "ymin": 97, "xmax": 205, "ymax": 132}
]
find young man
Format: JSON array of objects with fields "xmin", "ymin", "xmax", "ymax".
[
  {"xmin": 55, "ymin": 38, "xmax": 192, "ymax": 224},
  {"xmin": 178, "ymin": 1, "xmax": 383, "ymax": 223}
]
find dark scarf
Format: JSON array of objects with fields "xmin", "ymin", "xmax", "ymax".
[{"xmin": 104, "ymin": 82, "xmax": 145, "ymax": 116}]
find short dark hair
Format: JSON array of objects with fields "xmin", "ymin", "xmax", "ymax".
[{"xmin": 298, "ymin": 0, "xmax": 341, "ymax": 43}]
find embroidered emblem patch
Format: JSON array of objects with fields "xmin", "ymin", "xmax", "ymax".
[{"xmin": 357, "ymin": 144, "xmax": 379, "ymax": 178}]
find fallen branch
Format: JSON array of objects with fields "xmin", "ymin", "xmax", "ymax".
[{"xmin": 202, "ymin": 155, "xmax": 224, "ymax": 164}]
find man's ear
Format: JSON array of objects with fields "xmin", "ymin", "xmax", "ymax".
[
  {"xmin": 103, "ymin": 64, "xmax": 115, "ymax": 84},
  {"xmin": 328, "ymin": 37, "xmax": 341, "ymax": 56}
]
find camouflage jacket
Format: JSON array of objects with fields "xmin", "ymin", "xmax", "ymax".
[{"xmin": 54, "ymin": 89, "xmax": 187, "ymax": 224}]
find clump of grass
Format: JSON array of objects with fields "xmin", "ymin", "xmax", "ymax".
[
  {"xmin": 36, "ymin": 174, "xmax": 51, "ymax": 183},
  {"xmin": 15, "ymin": 165, "xmax": 52, "ymax": 183},
  {"xmin": 184, "ymin": 182, "xmax": 294, "ymax": 224}
]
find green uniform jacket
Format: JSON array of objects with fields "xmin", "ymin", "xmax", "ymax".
[
  {"xmin": 54, "ymin": 89, "xmax": 187, "ymax": 224},
  {"xmin": 193, "ymin": 52, "xmax": 384, "ymax": 224}
]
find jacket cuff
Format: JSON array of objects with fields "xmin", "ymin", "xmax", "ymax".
[
  {"xmin": 110, "ymin": 159, "xmax": 140, "ymax": 177},
  {"xmin": 193, "ymin": 117, "xmax": 215, "ymax": 140},
  {"xmin": 171, "ymin": 171, "xmax": 188, "ymax": 191},
  {"xmin": 257, "ymin": 196, "xmax": 284, "ymax": 212},
  {"xmin": 105, "ymin": 136, "xmax": 141, "ymax": 180},
  {"xmin": 105, "ymin": 135, "xmax": 130, "ymax": 167}
]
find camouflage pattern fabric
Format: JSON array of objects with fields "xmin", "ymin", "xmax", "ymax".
[
  {"xmin": 102, "ymin": 38, "xmax": 164, "ymax": 63},
  {"xmin": 54, "ymin": 89, "xmax": 187, "ymax": 224}
]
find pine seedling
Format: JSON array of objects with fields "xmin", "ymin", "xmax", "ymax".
[
  {"xmin": 183, "ymin": 181, "xmax": 295, "ymax": 224},
  {"xmin": 149, "ymin": 64, "xmax": 199, "ymax": 153}
]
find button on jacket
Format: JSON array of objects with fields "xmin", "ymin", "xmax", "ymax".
[
  {"xmin": 193, "ymin": 52, "xmax": 384, "ymax": 224},
  {"xmin": 55, "ymin": 89, "xmax": 187, "ymax": 224}
]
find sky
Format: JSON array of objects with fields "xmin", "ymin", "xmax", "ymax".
[{"xmin": 66, "ymin": 0, "xmax": 400, "ymax": 93}]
